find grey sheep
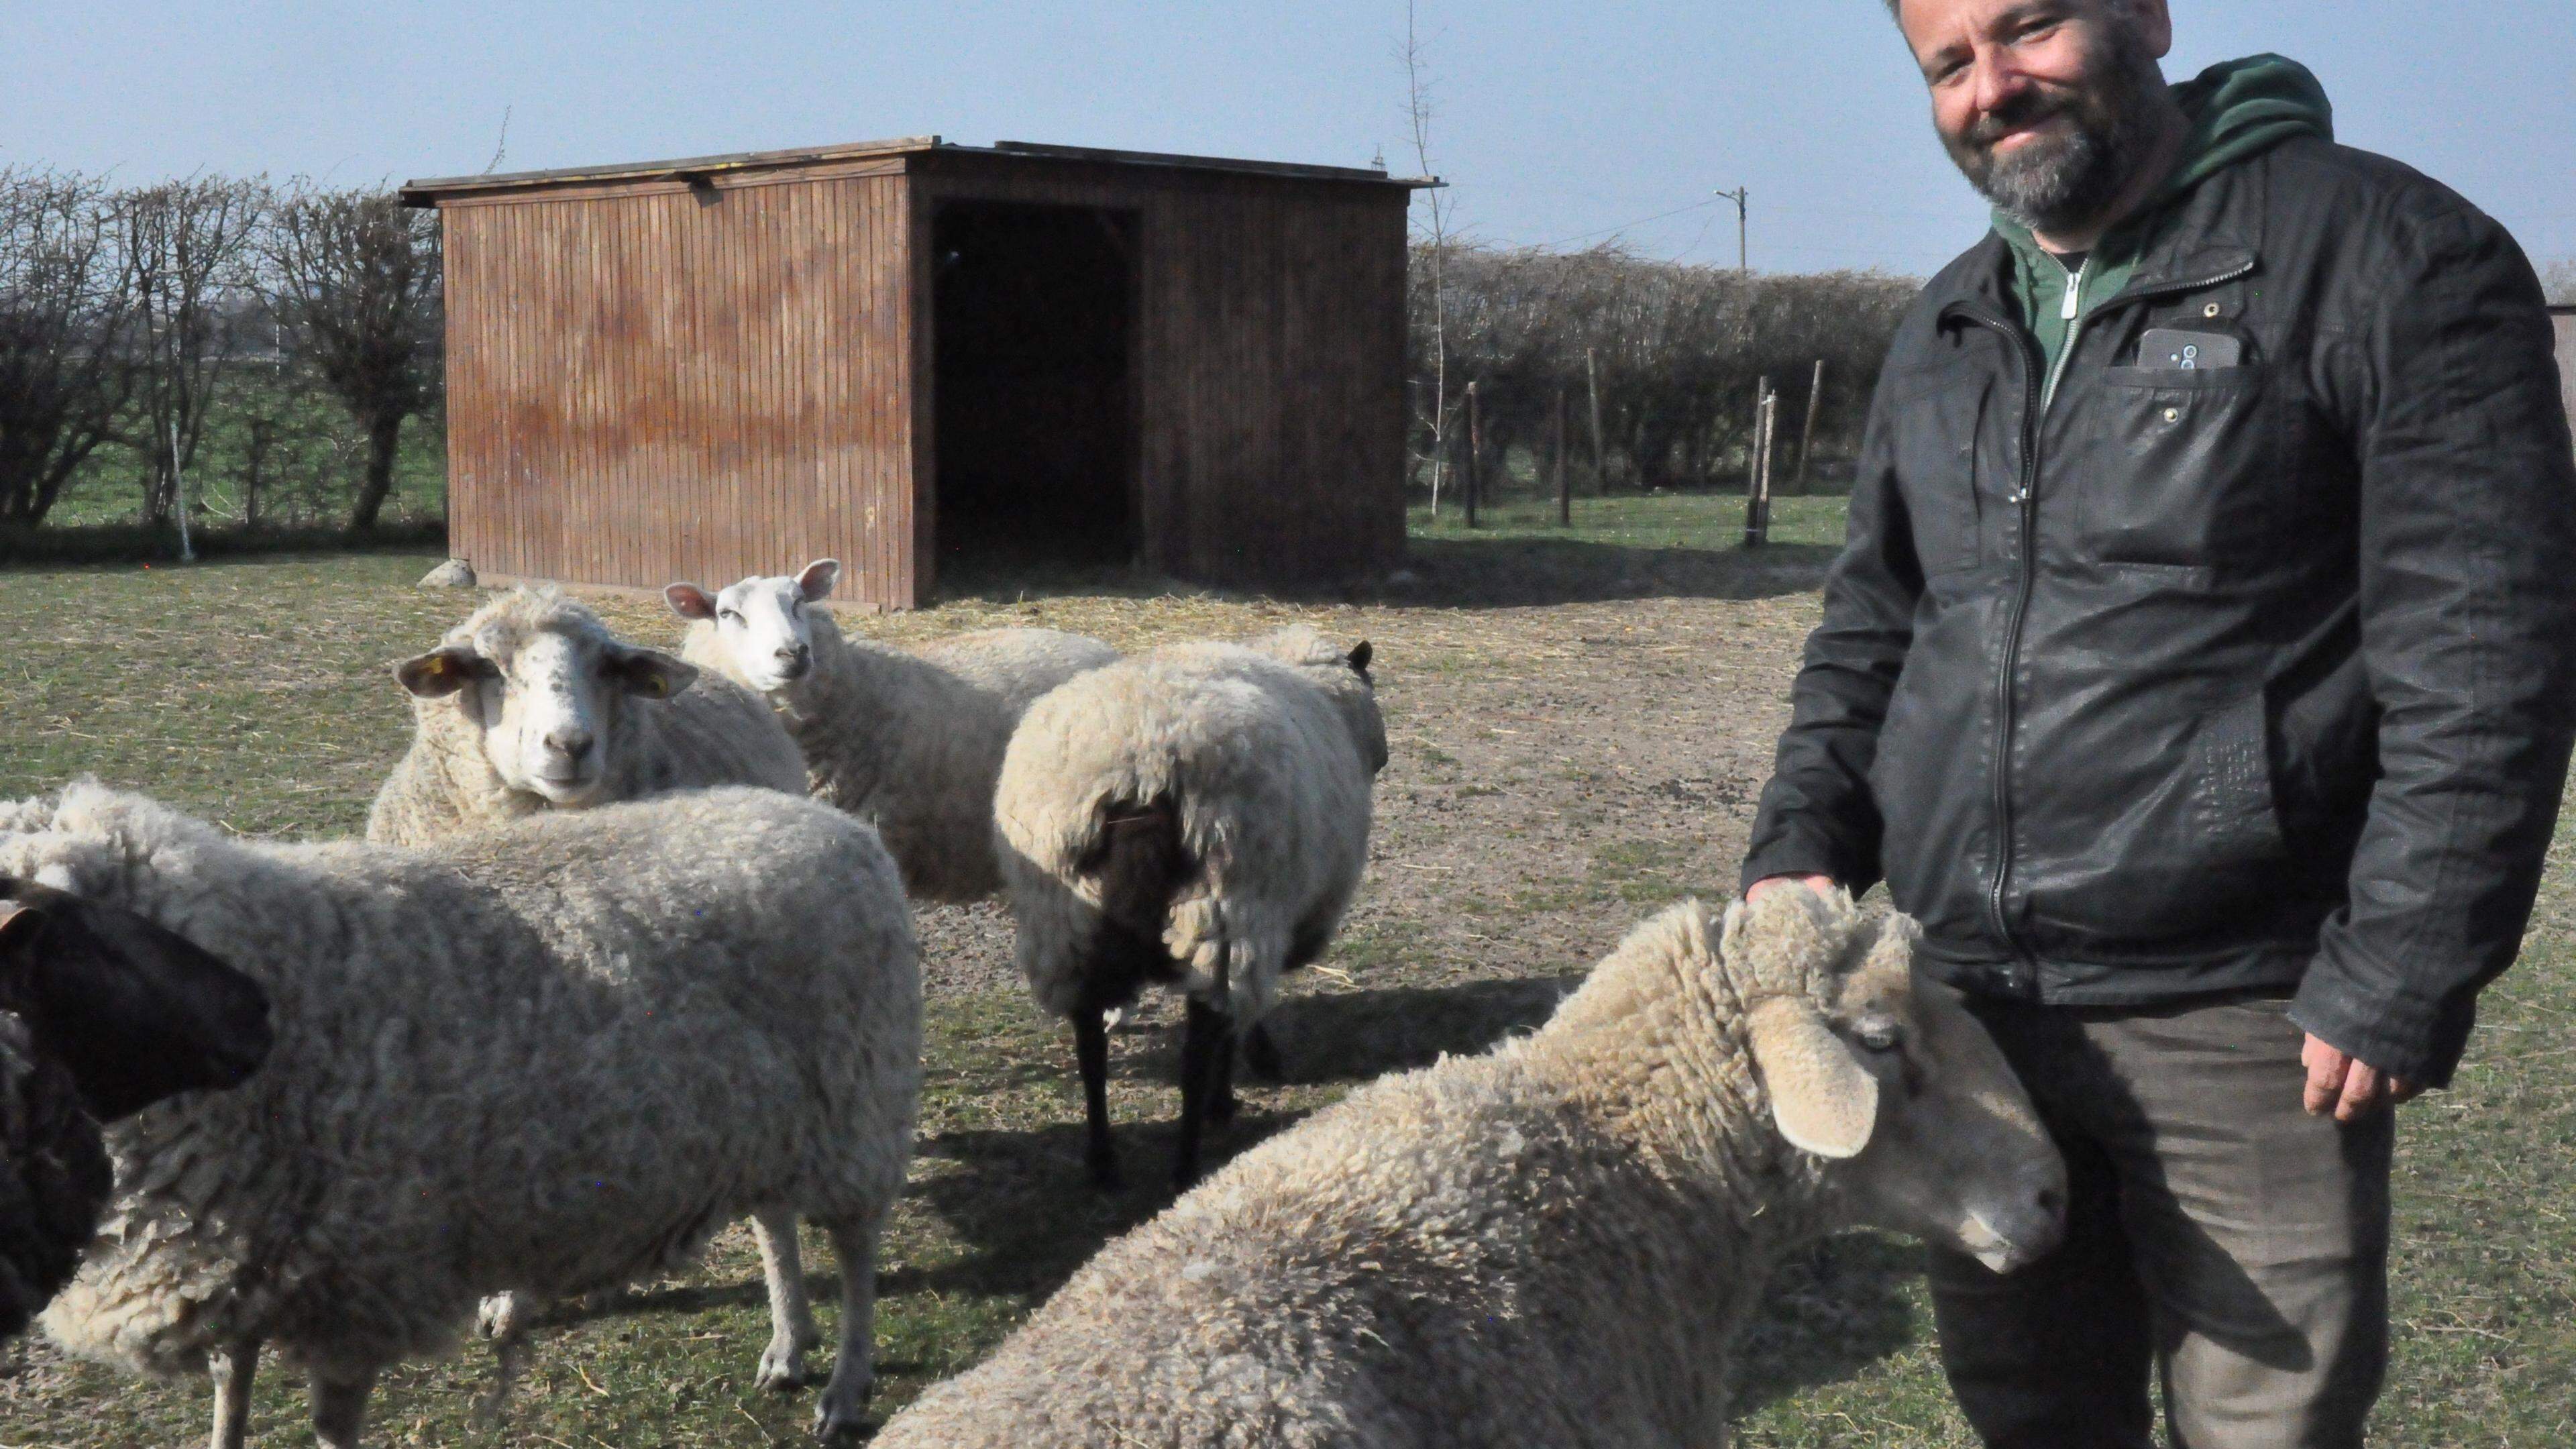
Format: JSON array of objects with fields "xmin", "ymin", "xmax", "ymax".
[
  {"xmin": 367, "ymin": 586, "xmax": 807, "ymax": 846},
  {"xmin": 668, "ymin": 559, "xmax": 1118, "ymax": 903},
  {"xmin": 3, "ymin": 782, "xmax": 919, "ymax": 1448},
  {"xmin": 873, "ymin": 889, "xmax": 2067, "ymax": 1448},
  {"xmin": 991, "ymin": 624, "xmax": 1387, "ymax": 1189}
]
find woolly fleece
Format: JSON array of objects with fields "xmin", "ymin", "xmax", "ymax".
[
  {"xmin": 874, "ymin": 892, "xmax": 1923, "ymax": 1448},
  {"xmin": 3, "ymin": 783, "xmax": 919, "ymax": 1401},
  {"xmin": 993, "ymin": 625, "xmax": 1388, "ymax": 1026},
  {"xmin": 684, "ymin": 610, "xmax": 1116, "ymax": 902}
]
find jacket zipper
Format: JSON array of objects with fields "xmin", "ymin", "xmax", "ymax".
[{"xmin": 1945, "ymin": 255, "xmax": 2258, "ymax": 982}]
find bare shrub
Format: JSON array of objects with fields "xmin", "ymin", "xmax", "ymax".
[{"xmin": 0, "ymin": 170, "xmax": 140, "ymax": 529}]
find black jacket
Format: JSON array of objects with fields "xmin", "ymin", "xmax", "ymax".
[{"xmin": 1741, "ymin": 137, "xmax": 2576, "ymax": 1086}]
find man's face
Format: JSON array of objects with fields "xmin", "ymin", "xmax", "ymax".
[{"xmin": 1896, "ymin": 0, "xmax": 2173, "ymax": 233}]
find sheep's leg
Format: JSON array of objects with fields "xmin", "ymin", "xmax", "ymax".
[
  {"xmin": 1240, "ymin": 1019, "xmax": 1285, "ymax": 1081},
  {"xmin": 308, "ymin": 1364, "xmax": 377, "ymax": 1449},
  {"xmin": 1075, "ymin": 1006, "xmax": 1121, "ymax": 1189},
  {"xmin": 1174, "ymin": 996, "xmax": 1234, "ymax": 1189},
  {"xmin": 753, "ymin": 1208, "xmax": 820, "ymax": 1391},
  {"xmin": 207, "ymin": 1338, "xmax": 260, "ymax": 1449},
  {"xmin": 474, "ymin": 1292, "xmax": 532, "ymax": 1426},
  {"xmin": 810, "ymin": 1211, "xmax": 884, "ymax": 1442}
]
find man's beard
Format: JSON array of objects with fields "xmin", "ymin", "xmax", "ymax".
[{"xmin": 1943, "ymin": 24, "xmax": 2169, "ymax": 234}]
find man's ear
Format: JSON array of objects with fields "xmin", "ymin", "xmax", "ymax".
[
  {"xmin": 796, "ymin": 559, "xmax": 841, "ymax": 603},
  {"xmin": 665, "ymin": 582, "xmax": 717, "ymax": 621},
  {"xmin": 608, "ymin": 646, "xmax": 698, "ymax": 700},
  {"xmin": 1347, "ymin": 641, "xmax": 1374, "ymax": 678},
  {"xmin": 394, "ymin": 647, "xmax": 489, "ymax": 698}
]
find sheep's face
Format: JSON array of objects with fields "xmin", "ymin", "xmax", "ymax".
[
  {"xmin": 1803, "ymin": 953, "xmax": 2066, "ymax": 1273},
  {"xmin": 666, "ymin": 559, "xmax": 837, "ymax": 696},
  {"xmin": 397, "ymin": 606, "xmax": 697, "ymax": 806}
]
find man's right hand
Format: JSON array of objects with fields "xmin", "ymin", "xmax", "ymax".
[{"xmin": 1746, "ymin": 873, "xmax": 1837, "ymax": 902}]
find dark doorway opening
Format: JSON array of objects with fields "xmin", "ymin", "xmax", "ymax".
[{"xmin": 932, "ymin": 201, "xmax": 1139, "ymax": 577}]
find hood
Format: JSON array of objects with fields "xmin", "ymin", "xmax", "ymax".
[{"xmin": 2158, "ymin": 54, "xmax": 2334, "ymax": 201}]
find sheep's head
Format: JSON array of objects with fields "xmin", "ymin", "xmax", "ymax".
[
  {"xmin": 0, "ymin": 877, "xmax": 273, "ymax": 1124},
  {"xmin": 395, "ymin": 590, "xmax": 697, "ymax": 806},
  {"xmin": 1250, "ymin": 625, "xmax": 1391, "ymax": 777},
  {"xmin": 1724, "ymin": 889, "xmax": 2065, "ymax": 1273},
  {"xmin": 665, "ymin": 559, "xmax": 836, "ymax": 696}
]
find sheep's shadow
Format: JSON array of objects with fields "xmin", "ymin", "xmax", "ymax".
[
  {"xmin": 926, "ymin": 537, "xmax": 1836, "ymax": 610},
  {"xmin": 1253, "ymin": 974, "xmax": 1582, "ymax": 1084},
  {"xmin": 1726, "ymin": 1232, "xmax": 1929, "ymax": 1421}
]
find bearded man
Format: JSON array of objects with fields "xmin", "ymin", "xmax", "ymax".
[{"xmin": 1739, "ymin": 3, "xmax": 2576, "ymax": 1444}]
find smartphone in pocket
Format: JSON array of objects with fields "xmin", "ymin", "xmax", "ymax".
[{"xmin": 2137, "ymin": 328, "xmax": 2243, "ymax": 371}]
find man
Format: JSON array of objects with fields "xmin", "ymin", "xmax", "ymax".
[{"xmin": 1739, "ymin": 2, "xmax": 2576, "ymax": 1445}]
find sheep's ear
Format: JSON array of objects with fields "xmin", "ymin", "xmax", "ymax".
[
  {"xmin": 608, "ymin": 645, "xmax": 697, "ymax": 700},
  {"xmin": 1346, "ymin": 641, "xmax": 1374, "ymax": 677},
  {"xmin": 665, "ymin": 582, "xmax": 717, "ymax": 621},
  {"xmin": 1747, "ymin": 996, "xmax": 1879, "ymax": 1159},
  {"xmin": 394, "ymin": 647, "xmax": 488, "ymax": 698},
  {"xmin": 796, "ymin": 559, "xmax": 841, "ymax": 603}
]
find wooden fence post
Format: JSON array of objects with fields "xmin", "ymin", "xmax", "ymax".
[
  {"xmin": 1743, "ymin": 379, "xmax": 1776, "ymax": 548},
  {"xmin": 1586, "ymin": 347, "xmax": 1607, "ymax": 495},
  {"xmin": 1464, "ymin": 380, "xmax": 1482, "ymax": 529},
  {"xmin": 1795, "ymin": 358, "xmax": 1825, "ymax": 494},
  {"xmin": 1554, "ymin": 387, "xmax": 1570, "ymax": 527}
]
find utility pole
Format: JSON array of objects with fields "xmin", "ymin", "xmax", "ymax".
[{"xmin": 1715, "ymin": 186, "xmax": 1749, "ymax": 272}]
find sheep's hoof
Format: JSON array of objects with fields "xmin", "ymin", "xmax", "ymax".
[
  {"xmin": 476, "ymin": 1293, "xmax": 521, "ymax": 1341},
  {"xmin": 812, "ymin": 1377, "xmax": 874, "ymax": 1442},
  {"xmin": 756, "ymin": 1344, "xmax": 811, "ymax": 1394}
]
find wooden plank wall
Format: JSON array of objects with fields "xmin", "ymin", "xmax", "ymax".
[
  {"xmin": 910, "ymin": 156, "xmax": 1411, "ymax": 594},
  {"xmin": 439, "ymin": 162, "xmax": 917, "ymax": 608}
]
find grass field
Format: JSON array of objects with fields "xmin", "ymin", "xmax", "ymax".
[{"xmin": 1, "ymin": 492, "xmax": 2569, "ymax": 1446}]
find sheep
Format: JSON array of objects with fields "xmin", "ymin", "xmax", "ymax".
[
  {"xmin": 665, "ymin": 559, "xmax": 1118, "ymax": 903},
  {"xmin": 363, "ymin": 586, "xmax": 816, "ymax": 1362},
  {"xmin": 366, "ymin": 586, "xmax": 806, "ymax": 847},
  {"xmin": 2, "ymin": 781, "xmax": 920, "ymax": 1448},
  {"xmin": 872, "ymin": 889, "xmax": 2067, "ymax": 1448},
  {"xmin": 991, "ymin": 624, "xmax": 1389, "ymax": 1190},
  {"xmin": 1, "ymin": 879, "xmax": 272, "ymax": 1344}
]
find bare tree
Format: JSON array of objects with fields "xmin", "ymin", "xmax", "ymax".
[
  {"xmin": 1401, "ymin": 0, "xmax": 1456, "ymax": 516},
  {"xmin": 0, "ymin": 169, "xmax": 140, "ymax": 529},
  {"xmin": 262, "ymin": 183, "xmax": 442, "ymax": 535},
  {"xmin": 2542, "ymin": 257, "xmax": 2576, "ymax": 307},
  {"xmin": 123, "ymin": 176, "xmax": 266, "ymax": 532}
]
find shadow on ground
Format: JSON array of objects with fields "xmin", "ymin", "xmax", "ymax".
[
  {"xmin": 1729, "ymin": 1233, "xmax": 1928, "ymax": 1421},
  {"xmin": 930, "ymin": 538, "xmax": 1836, "ymax": 610}
]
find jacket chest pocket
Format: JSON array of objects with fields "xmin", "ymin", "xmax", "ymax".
[
  {"xmin": 2080, "ymin": 365, "xmax": 2273, "ymax": 569},
  {"xmin": 1890, "ymin": 374, "xmax": 1992, "ymax": 577}
]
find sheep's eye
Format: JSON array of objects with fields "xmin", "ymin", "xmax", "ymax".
[
  {"xmin": 788, "ymin": 598, "xmax": 804, "ymax": 616},
  {"xmin": 718, "ymin": 608, "xmax": 742, "ymax": 625}
]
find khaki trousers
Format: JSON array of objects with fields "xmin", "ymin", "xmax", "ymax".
[{"xmin": 1927, "ymin": 994, "xmax": 2392, "ymax": 1449}]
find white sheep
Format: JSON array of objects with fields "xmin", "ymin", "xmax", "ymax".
[
  {"xmin": 366, "ymin": 586, "xmax": 807, "ymax": 846},
  {"xmin": 4, "ymin": 781, "xmax": 920, "ymax": 1448},
  {"xmin": 1, "ymin": 880, "xmax": 273, "ymax": 1343},
  {"xmin": 364, "ymin": 586, "xmax": 816, "ymax": 1363},
  {"xmin": 666, "ymin": 559, "xmax": 1118, "ymax": 903},
  {"xmin": 873, "ymin": 889, "xmax": 2067, "ymax": 1448},
  {"xmin": 991, "ymin": 624, "xmax": 1388, "ymax": 1189}
]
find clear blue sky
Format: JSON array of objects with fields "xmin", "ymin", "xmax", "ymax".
[{"xmin": 7, "ymin": 1, "xmax": 2571, "ymax": 279}]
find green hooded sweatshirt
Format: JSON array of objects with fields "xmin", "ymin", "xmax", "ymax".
[{"xmin": 1995, "ymin": 54, "xmax": 2334, "ymax": 391}]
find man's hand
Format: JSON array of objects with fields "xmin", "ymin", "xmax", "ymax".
[
  {"xmin": 1746, "ymin": 873, "xmax": 1837, "ymax": 903},
  {"xmin": 2301, "ymin": 1033, "xmax": 2424, "ymax": 1122}
]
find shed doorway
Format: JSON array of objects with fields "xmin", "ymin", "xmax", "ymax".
[{"xmin": 931, "ymin": 201, "xmax": 1140, "ymax": 576}]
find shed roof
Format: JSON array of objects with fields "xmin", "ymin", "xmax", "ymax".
[{"xmin": 401, "ymin": 136, "xmax": 1438, "ymax": 207}]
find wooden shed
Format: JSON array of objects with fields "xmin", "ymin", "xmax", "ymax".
[
  {"xmin": 401, "ymin": 138, "xmax": 1431, "ymax": 608},
  {"xmin": 2553, "ymin": 304, "xmax": 2576, "ymax": 441}
]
